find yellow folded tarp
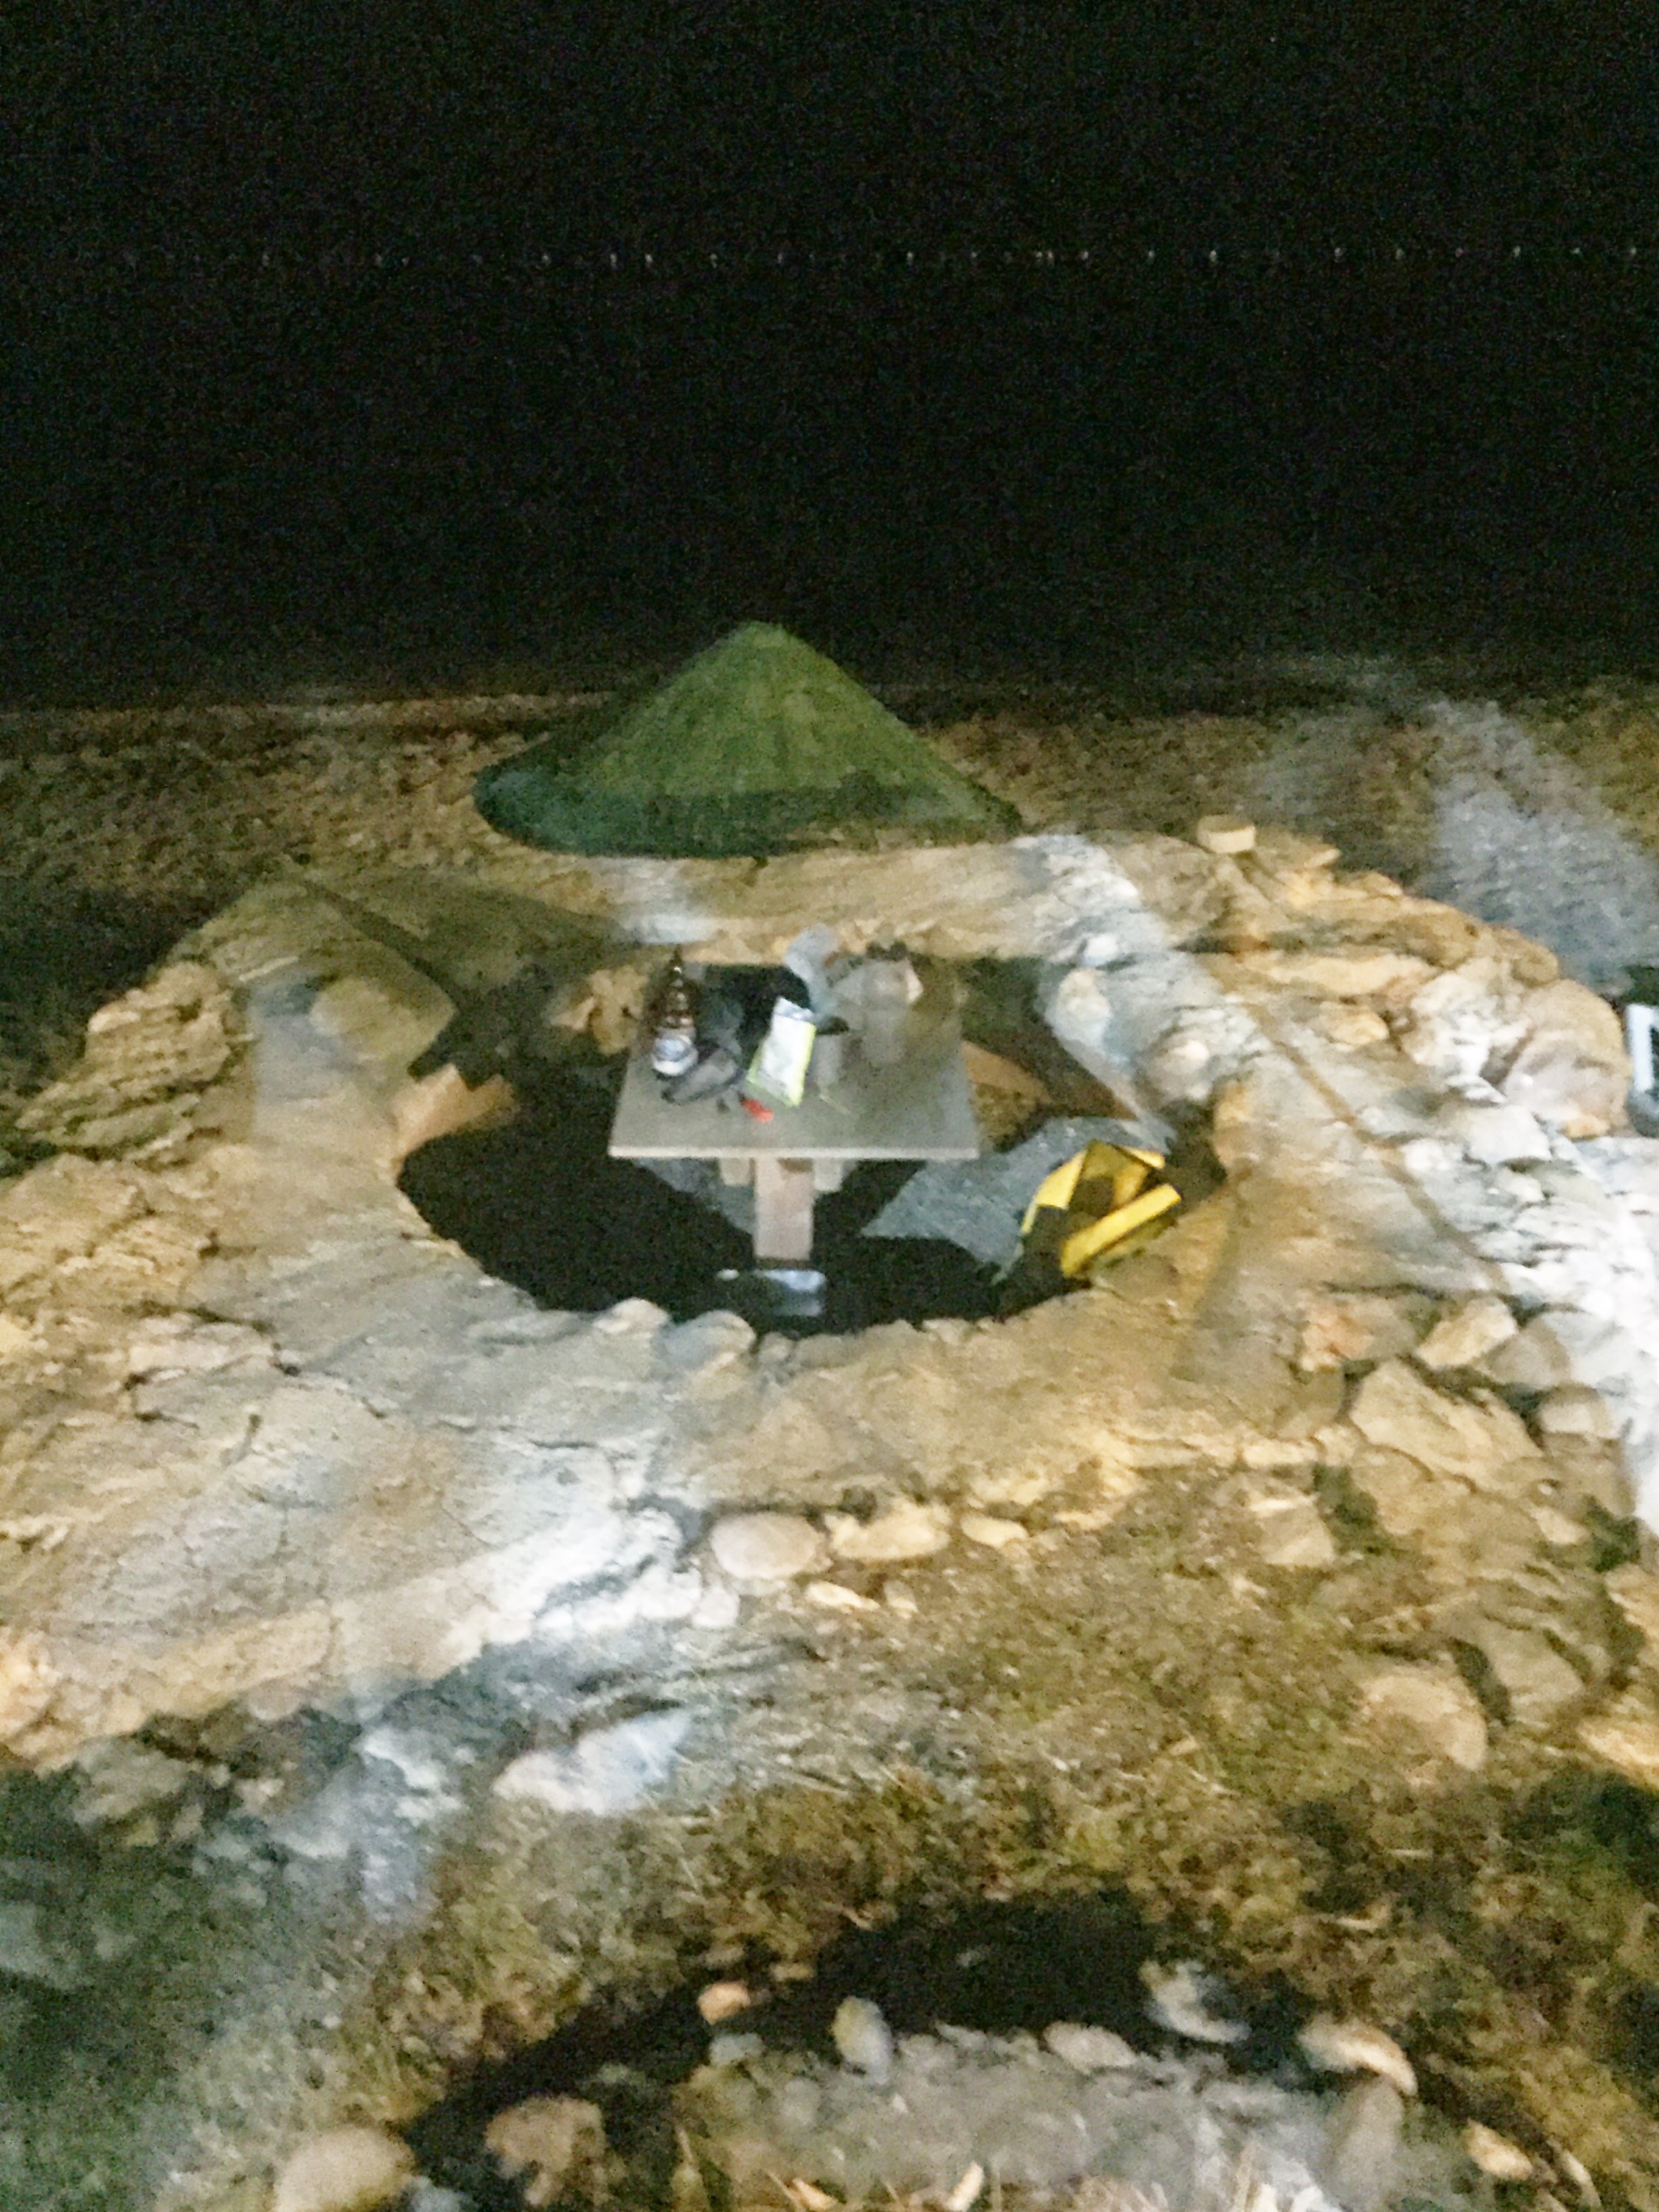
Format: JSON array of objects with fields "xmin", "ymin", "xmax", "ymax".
[{"xmin": 1020, "ymin": 1140, "xmax": 1182, "ymax": 1281}]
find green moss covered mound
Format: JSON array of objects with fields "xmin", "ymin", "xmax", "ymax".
[{"xmin": 473, "ymin": 623, "xmax": 1021, "ymax": 857}]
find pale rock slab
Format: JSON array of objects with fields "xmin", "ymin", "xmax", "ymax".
[
  {"xmin": 1413, "ymin": 1296, "xmax": 1517, "ymax": 1371},
  {"xmin": 1580, "ymin": 1689, "xmax": 1659, "ymax": 1791},
  {"xmin": 708, "ymin": 1512, "xmax": 827, "ymax": 1582},
  {"xmin": 1349, "ymin": 1360, "xmax": 1540, "ymax": 1486},
  {"xmin": 1244, "ymin": 1486, "xmax": 1338, "ymax": 1569},
  {"xmin": 1436, "ymin": 1099, "xmax": 1552, "ymax": 1166},
  {"xmin": 1466, "ymin": 1620, "xmax": 1586, "ymax": 1730},
  {"xmin": 1359, "ymin": 1665, "xmax": 1488, "ymax": 1770}
]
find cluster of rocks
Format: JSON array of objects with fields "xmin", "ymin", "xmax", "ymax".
[{"xmin": 4, "ymin": 812, "xmax": 1659, "ymax": 2206}]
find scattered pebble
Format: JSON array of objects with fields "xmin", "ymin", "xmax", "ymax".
[
  {"xmin": 1043, "ymin": 2021, "xmax": 1141, "ymax": 2073},
  {"xmin": 698, "ymin": 1979, "xmax": 754, "ymax": 2024},
  {"xmin": 1140, "ymin": 1959, "xmax": 1248, "ymax": 2045},
  {"xmin": 708, "ymin": 2031, "xmax": 765, "ymax": 2067},
  {"xmin": 944, "ymin": 2160, "xmax": 986, "ymax": 2211},
  {"xmin": 832, "ymin": 1994, "xmax": 894, "ymax": 2080},
  {"xmin": 492, "ymin": 1709, "xmax": 691, "ymax": 1815},
  {"xmin": 1297, "ymin": 2014, "xmax": 1417, "ymax": 2097},
  {"xmin": 1463, "ymin": 2122, "xmax": 1534, "ymax": 2183},
  {"xmin": 709, "ymin": 1512, "xmax": 827, "ymax": 1582},
  {"xmin": 882, "ymin": 1578, "xmax": 919, "ymax": 1616},
  {"xmin": 959, "ymin": 1511, "xmax": 1029, "ymax": 1550},
  {"xmin": 804, "ymin": 1579, "xmax": 877, "ymax": 1611},
  {"xmin": 271, "ymin": 2126, "xmax": 416, "ymax": 2212},
  {"xmin": 825, "ymin": 1498, "xmax": 952, "ymax": 1562}
]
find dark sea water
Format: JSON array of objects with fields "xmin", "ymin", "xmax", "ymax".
[{"xmin": 6, "ymin": 252, "xmax": 1659, "ymax": 709}]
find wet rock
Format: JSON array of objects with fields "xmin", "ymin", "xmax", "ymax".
[
  {"xmin": 1536, "ymin": 1385, "xmax": 1619, "ymax": 1441},
  {"xmin": 826, "ymin": 1498, "xmax": 951, "ymax": 1563},
  {"xmin": 1414, "ymin": 1295, "xmax": 1518, "ymax": 1371},
  {"xmin": 1467, "ymin": 1620, "xmax": 1586, "ymax": 1730},
  {"xmin": 709, "ymin": 1512, "xmax": 826, "ymax": 1582},
  {"xmin": 271, "ymin": 2126, "xmax": 416, "ymax": 2212},
  {"xmin": 1297, "ymin": 1295, "xmax": 1422, "ymax": 1374},
  {"xmin": 492, "ymin": 1709, "xmax": 692, "ymax": 1815},
  {"xmin": 1349, "ymin": 1359, "xmax": 1540, "ymax": 1487},
  {"xmin": 1321, "ymin": 2077, "xmax": 1404, "ymax": 2212},
  {"xmin": 1359, "ymin": 1664, "xmax": 1488, "ymax": 1771},
  {"xmin": 484, "ymin": 2096, "xmax": 608, "ymax": 2209}
]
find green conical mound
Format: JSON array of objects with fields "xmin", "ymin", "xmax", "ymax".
[{"xmin": 473, "ymin": 623, "xmax": 1020, "ymax": 857}]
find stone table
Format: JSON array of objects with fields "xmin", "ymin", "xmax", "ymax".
[{"xmin": 608, "ymin": 974, "xmax": 980, "ymax": 1262}]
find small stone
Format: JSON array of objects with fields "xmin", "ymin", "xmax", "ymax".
[
  {"xmin": 1535, "ymin": 1386, "xmax": 1618, "ymax": 1442},
  {"xmin": 706, "ymin": 2030, "xmax": 764, "ymax": 2067},
  {"xmin": 1196, "ymin": 815, "xmax": 1256, "ymax": 855},
  {"xmin": 1318, "ymin": 1003, "xmax": 1391, "ymax": 1049},
  {"xmin": 883, "ymin": 1579, "xmax": 919, "ymax": 1617},
  {"xmin": 709, "ymin": 1512, "xmax": 827, "ymax": 1582},
  {"xmin": 832, "ymin": 1995, "xmax": 894, "ymax": 2079},
  {"xmin": 1297, "ymin": 1295, "xmax": 1420, "ymax": 1374},
  {"xmin": 959, "ymin": 1512, "xmax": 1029, "ymax": 1551},
  {"xmin": 697, "ymin": 1980, "xmax": 753, "ymax": 2024},
  {"xmin": 485, "ymin": 2097, "xmax": 608, "ymax": 2210},
  {"xmin": 1414, "ymin": 1297, "xmax": 1518, "ymax": 1371},
  {"xmin": 1467, "ymin": 1621, "xmax": 1585, "ymax": 1731},
  {"xmin": 1245, "ymin": 1488, "xmax": 1338, "ymax": 1569},
  {"xmin": 825, "ymin": 1498, "xmax": 951, "ymax": 1562},
  {"xmin": 271, "ymin": 2127, "xmax": 417, "ymax": 2212},
  {"xmin": 1298, "ymin": 2014, "xmax": 1417, "ymax": 2096},
  {"xmin": 1359, "ymin": 1665, "xmax": 1488, "ymax": 1771},
  {"xmin": 1463, "ymin": 2122, "xmax": 1534, "ymax": 2183},
  {"xmin": 1322, "ymin": 2078, "xmax": 1405, "ymax": 2212},
  {"xmin": 1532, "ymin": 1503, "xmax": 1589, "ymax": 1549},
  {"xmin": 1043, "ymin": 2021, "xmax": 1140, "ymax": 2072},
  {"xmin": 803, "ymin": 1579, "xmax": 877, "ymax": 1612},
  {"xmin": 1141, "ymin": 1958, "xmax": 1248, "ymax": 2045}
]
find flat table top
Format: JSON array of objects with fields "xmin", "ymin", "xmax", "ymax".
[{"xmin": 609, "ymin": 978, "xmax": 981, "ymax": 1164}]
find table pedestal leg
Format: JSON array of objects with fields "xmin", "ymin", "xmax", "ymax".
[{"xmin": 753, "ymin": 1156, "xmax": 815, "ymax": 1263}]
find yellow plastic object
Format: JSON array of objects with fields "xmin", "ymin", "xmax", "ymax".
[
  {"xmin": 1057, "ymin": 1179, "xmax": 1183, "ymax": 1277},
  {"xmin": 1020, "ymin": 1141, "xmax": 1164, "ymax": 1237}
]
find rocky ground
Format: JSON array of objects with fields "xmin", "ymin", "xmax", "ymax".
[{"xmin": 4, "ymin": 661, "xmax": 1659, "ymax": 2212}]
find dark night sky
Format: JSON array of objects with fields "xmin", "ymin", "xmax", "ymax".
[{"xmin": 4, "ymin": 2, "xmax": 1659, "ymax": 700}]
